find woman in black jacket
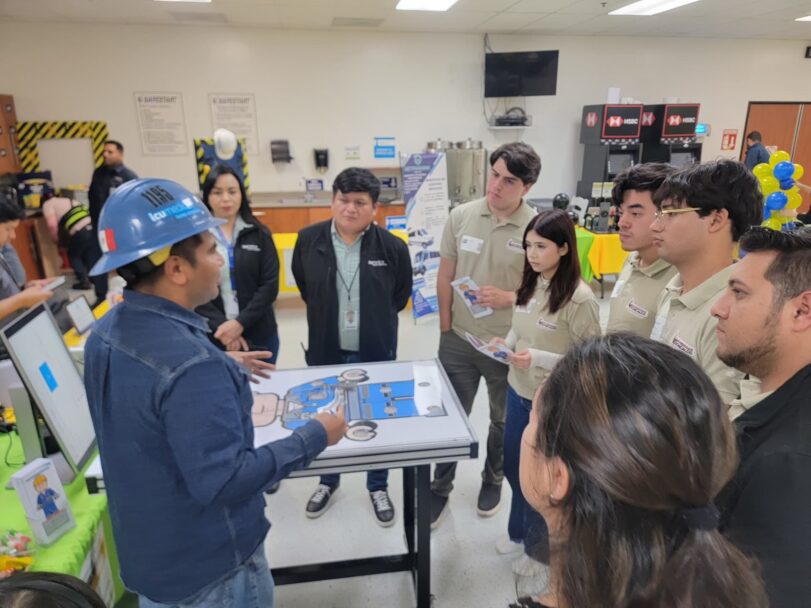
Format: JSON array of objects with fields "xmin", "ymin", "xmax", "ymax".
[{"xmin": 196, "ymin": 165, "xmax": 280, "ymax": 363}]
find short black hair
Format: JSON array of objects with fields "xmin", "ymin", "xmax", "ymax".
[
  {"xmin": 0, "ymin": 571, "xmax": 107, "ymax": 608},
  {"xmin": 0, "ymin": 192, "xmax": 24, "ymax": 222},
  {"xmin": 489, "ymin": 142, "xmax": 541, "ymax": 185},
  {"xmin": 653, "ymin": 159, "xmax": 763, "ymax": 242},
  {"xmin": 332, "ymin": 167, "xmax": 380, "ymax": 204},
  {"xmin": 104, "ymin": 140, "xmax": 124, "ymax": 152},
  {"xmin": 120, "ymin": 233, "xmax": 204, "ymax": 288},
  {"xmin": 611, "ymin": 162, "xmax": 677, "ymax": 207},
  {"xmin": 740, "ymin": 226, "xmax": 811, "ymax": 309},
  {"xmin": 746, "ymin": 131, "xmax": 762, "ymax": 142}
]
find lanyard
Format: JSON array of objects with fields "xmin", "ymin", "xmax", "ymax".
[
  {"xmin": 336, "ymin": 262, "xmax": 360, "ymax": 303},
  {"xmin": 214, "ymin": 226, "xmax": 237, "ymax": 292}
]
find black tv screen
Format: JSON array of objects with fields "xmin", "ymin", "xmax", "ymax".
[{"xmin": 485, "ymin": 50, "xmax": 559, "ymax": 98}]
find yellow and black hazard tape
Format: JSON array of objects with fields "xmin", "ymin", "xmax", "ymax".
[
  {"xmin": 193, "ymin": 137, "xmax": 250, "ymax": 193},
  {"xmin": 16, "ymin": 121, "xmax": 109, "ymax": 173}
]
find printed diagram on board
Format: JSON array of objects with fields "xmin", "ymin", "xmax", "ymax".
[{"xmin": 251, "ymin": 368, "xmax": 447, "ymax": 441}]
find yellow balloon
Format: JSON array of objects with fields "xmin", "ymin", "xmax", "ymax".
[
  {"xmin": 752, "ymin": 163, "xmax": 772, "ymax": 179},
  {"xmin": 759, "ymin": 175, "xmax": 779, "ymax": 195},
  {"xmin": 787, "ymin": 192, "xmax": 803, "ymax": 210},
  {"xmin": 770, "ymin": 150, "xmax": 791, "ymax": 166},
  {"xmin": 762, "ymin": 217, "xmax": 782, "ymax": 230},
  {"xmin": 794, "ymin": 163, "xmax": 804, "ymax": 180}
]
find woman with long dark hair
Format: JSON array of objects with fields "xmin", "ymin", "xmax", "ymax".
[
  {"xmin": 196, "ymin": 164, "xmax": 280, "ymax": 362},
  {"xmin": 493, "ymin": 209, "xmax": 600, "ymax": 587},
  {"xmin": 516, "ymin": 333, "xmax": 767, "ymax": 607}
]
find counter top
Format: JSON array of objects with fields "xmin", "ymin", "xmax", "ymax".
[{"xmin": 250, "ymin": 191, "xmax": 403, "ymax": 209}]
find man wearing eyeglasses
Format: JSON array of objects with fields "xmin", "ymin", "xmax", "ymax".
[
  {"xmin": 292, "ymin": 167, "xmax": 412, "ymax": 527},
  {"xmin": 649, "ymin": 159, "xmax": 763, "ymax": 404},
  {"xmin": 606, "ymin": 163, "xmax": 678, "ymax": 336}
]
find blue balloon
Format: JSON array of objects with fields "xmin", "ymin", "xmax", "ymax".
[
  {"xmin": 780, "ymin": 178, "xmax": 795, "ymax": 190},
  {"xmin": 773, "ymin": 161, "xmax": 795, "ymax": 181},
  {"xmin": 766, "ymin": 191, "xmax": 788, "ymax": 211}
]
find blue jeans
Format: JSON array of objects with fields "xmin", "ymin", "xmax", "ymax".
[
  {"xmin": 320, "ymin": 350, "xmax": 388, "ymax": 492},
  {"xmin": 504, "ymin": 385, "xmax": 549, "ymax": 561},
  {"xmin": 139, "ymin": 543, "xmax": 273, "ymax": 608}
]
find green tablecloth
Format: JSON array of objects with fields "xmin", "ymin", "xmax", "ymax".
[
  {"xmin": 0, "ymin": 433, "xmax": 124, "ymax": 600},
  {"xmin": 575, "ymin": 227, "xmax": 595, "ymax": 283}
]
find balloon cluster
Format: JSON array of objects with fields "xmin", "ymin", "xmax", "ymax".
[{"xmin": 753, "ymin": 151, "xmax": 805, "ymax": 231}]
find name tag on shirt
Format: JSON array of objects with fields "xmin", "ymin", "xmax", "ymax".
[
  {"xmin": 368, "ymin": 259, "xmax": 387, "ymax": 267},
  {"xmin": 343, "ymin": 310, "xmax": 359, "ymax": 331},
  {"xmin": 537, "ymin": 318, "xmax": 558, "ymax": 331},
  {"xmin": 241, "ymin": 244, "xmax": 260, "ymax": 252},
  {"xmin": 626, "ymin": 300, "xmax": 649, "ymax": 319},
  {"xmin": 611, "ymin": 279, "xmax": 626, "ymax": 299},
  {"xmin": 506, "ymin": 239, "xmax": 524, "ymax": 254},
  {"xmin": 671, "ymin": 336, "xmax": 695, "ymax": 357},
  {"xmin": 461, "ymin": 235, "xmax": 484, "ymax": 254}
]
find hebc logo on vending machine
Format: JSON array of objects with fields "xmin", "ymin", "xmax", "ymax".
[
  {"xmin": 601, "ymin": 105, "xmax": 643, "ymax": 139},
  {"xmin": 662, "ymin": 104, "xmax": 700, "ymax": 137}
]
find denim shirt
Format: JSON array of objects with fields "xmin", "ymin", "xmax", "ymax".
[{"xmin": 84, "ymin": 290, "xmax": 327, "ymax": 603}]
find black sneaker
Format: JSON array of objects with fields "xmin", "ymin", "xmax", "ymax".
[
  {"xmin": 369, "ymin": 490, "xmax": 395, "ymax": 527},
  {"xmin": 72, "ymin": 281, "xmax": 92, "ymax": 290},
  {"xmin": 430, "ymin": 491, "xmax": 449, "ymax": 530},
  {"xmin": 477, "ymin": 482, "xmax": 502, "ymax": 517},
  {"xmin": 305, "ymin": 483, "xmax": 338, "ymax": 518}
]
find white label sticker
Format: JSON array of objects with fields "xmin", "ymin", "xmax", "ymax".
[
  {"xmin": 460, "ymin": 235, "xmax": 484, "ymax": 254},
  {"xmin": 610, "ymin": 279, "xmax": 625, "ymax": 299}
]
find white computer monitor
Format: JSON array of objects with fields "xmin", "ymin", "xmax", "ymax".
[{"xmin": 0, "ymin": 304, "xmax": 96, "ymax": 472}]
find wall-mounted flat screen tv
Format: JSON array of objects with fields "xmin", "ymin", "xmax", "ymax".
[{"xmin": 485, "ymin": 50, "xmax": 559, "ymax": 98}]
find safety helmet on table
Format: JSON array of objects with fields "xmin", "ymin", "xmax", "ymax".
[
  {"xmin": 90, "ymin": 178, "xmax": 224, "ymax": 277},
  {"xmin": 552, "ymin": 192, "xmax": 571, "ymax": 210}
]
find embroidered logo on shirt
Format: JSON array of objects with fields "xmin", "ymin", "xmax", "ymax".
[
  {"xmin": 671, "ymin": 336, "xmax": 695, "ymax": 357},
  {"xmin": 368, "ymin": 259, "xmax": 387, "ymax": 267},
  {"xmin": 537, "ymin": 318, "xmax": 558, "ymax": 331},
  {"xmin": 241, "ymin": 244, "xmax": 260, "ymax": 252},
  {"xmin": 626, "ymin": 300, "xmax": 649, "ymax": 318}
]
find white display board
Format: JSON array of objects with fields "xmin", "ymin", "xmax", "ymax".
[
  {"xmin": 208, "ymin": 93, "xmax": 259, "ymax": 155},
  {"xmin": 133, "ymin": 92, "xmax": 189, "ymax": 155},
  {"xmin": 251, "ymin": 359, "xmax": 475, "ymax": 461}
]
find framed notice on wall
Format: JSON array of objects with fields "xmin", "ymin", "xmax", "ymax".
[
  {"xmin": 209, "ymin": 93, "xmax": 259, "ymax": 155},
  {"xmin": 133, "ymin": 92, "xmax": 189, "ymax": 156}
]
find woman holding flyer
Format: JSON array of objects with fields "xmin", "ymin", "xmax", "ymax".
[{"xmin": 492, "ymin": 209, "xmax": 600, "ymax": 588}]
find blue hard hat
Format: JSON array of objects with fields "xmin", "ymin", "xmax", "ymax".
[{"xmin": 90, "ymin": 178, "xmax": 224, "ymax": 276}]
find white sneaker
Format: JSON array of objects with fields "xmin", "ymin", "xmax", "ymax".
[{"xmin": 496, "ymin": 537, "xmax": 523, "ymax": 555}]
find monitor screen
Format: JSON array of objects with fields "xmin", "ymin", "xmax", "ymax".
[
  {"xmin": 485, "ymin": 51, "xmax": 559, "ymax": 98},
  {"xmin": 0, "ymin": 304, "xmax": 96, "ymax": 471}
]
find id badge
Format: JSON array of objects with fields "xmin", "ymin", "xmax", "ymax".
[
  {"xmin": 343, "ymin": 309, "xmax": 359, "ymax": 330},
  {"xmin": 224, "ymin": 291, "xmax": 239, "ymax": 318}
]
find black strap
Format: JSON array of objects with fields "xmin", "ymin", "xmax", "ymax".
[{"xmin": 681, "ymin": 504, "xmax": 720, "ymax": 531}]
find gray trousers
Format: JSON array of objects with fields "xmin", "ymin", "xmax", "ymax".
[{"xmin": 433, "ymin": 330, "xmax": 508, "ymax": 497}]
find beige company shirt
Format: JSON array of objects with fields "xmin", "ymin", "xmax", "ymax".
[
  {"xmin": 440, "ymin": 197, "xmax": 536, "ymax": 342},
  {"xmin": 652, "ymin": 265, "xmax": 744, "ymax": 404},
  {"xmin": 507, "ymin": 280, "xmax": 600, "ymax": 400},
  {"xmin": 606, "ymin": 252, "xmax": 677, "ymax": 337}
]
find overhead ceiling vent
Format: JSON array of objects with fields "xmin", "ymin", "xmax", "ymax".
[
  {"xmin": 331, "ymin": 17, "xmax": 384, "ymax": 28},
  {"xmin": 169, "ymin": 11, "xmax": 229, "ymax": 24}
]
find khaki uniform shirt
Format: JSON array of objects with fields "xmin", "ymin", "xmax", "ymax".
[
  {"xmin": 507, "ymin": 280, "xmax": 600, "ymax": 400},
  {"xmin": 606, "ymin": 252, "xmax": 677, "ymax": 337},
  {"xmin": 728, "ymin": 377, "xmax": 773, "ymax": 421},
  {"xmin": 653, "ymin": 265, "xmax": 744, "ymax": 404},
  {"xmin": 440, "ymin": 197, "xmax": 536, "ymax": 341}
]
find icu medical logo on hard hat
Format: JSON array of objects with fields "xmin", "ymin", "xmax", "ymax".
[
  {"xmin": 99, "ymin": 229, "xmax": 117, "ymax": 253},
  {"xmin": 607, "ymin": 116, "xmax": 624, "ymax": 128},
  {"xmin": 586, "ymin": 112, "xmax": 598, "ymax": 127},
  {"xmin": 141, "ymin": 185, "xmax": 203, "ymax": 223}
]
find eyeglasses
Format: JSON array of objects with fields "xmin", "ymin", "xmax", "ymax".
[{"xmin": 654, "ymin": 207, "xmax": 701, "ymax": 221}]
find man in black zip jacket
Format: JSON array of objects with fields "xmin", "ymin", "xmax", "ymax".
[
  {"xmin": 711, "ymin": 226, "xmax": 811, "ymax": 608},
  {"xmin": 292, "ymin": 167, "xmax": 412, "ymax": 527}
]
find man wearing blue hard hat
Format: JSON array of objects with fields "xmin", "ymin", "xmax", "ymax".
[{"xmin": 83, "ymin": 178, "xmax": 347, "ymax": 607}]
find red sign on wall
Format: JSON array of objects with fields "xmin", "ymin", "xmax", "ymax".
[
  {"xmin": 586, "ymin": 112, "xmax": 598, "ymax": 127},
  {"xmin": 721, "ymin": 129, "xmax": 738, "ymax": 151}
]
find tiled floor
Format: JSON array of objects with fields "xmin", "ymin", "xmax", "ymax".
[{"xmin": 115, "ymin": 282, "xmax": 614, "ymax": 608}]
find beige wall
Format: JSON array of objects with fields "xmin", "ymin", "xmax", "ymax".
[{"xmin": 1, "ymin": 21, "xmax": 810, "ymax": 198}]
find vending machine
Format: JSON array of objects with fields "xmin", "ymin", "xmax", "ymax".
[
  {"xmin": 640, "ymin": 104, "xmax": 702, "ymax": 169},
  {"xmin": 576, "ymin": 104, "xmax": 644, "ymax": 199}
]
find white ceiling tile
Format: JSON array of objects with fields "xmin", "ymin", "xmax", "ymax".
[
  {"xmin": 454, "ymin": 0, "xmax": 523, "ymax": 11},
  {"xmin": 507, "ymin": 0, "xmax": 580, "ymax": 12}
]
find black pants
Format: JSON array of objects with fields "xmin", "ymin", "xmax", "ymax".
[{"xmin": 68, "ymin": 227, "xmax": 107, "ymax": 300}]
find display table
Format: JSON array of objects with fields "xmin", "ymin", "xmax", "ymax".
[
  {"xmin": 87, "ymin": 359, "xmax": 477, "ymax": 608},
  {"xmin": 0, "ymin": 436, "xmax": 124, "ymax": 604},
  {"xmin": 575, "ymin": 228, "xmax": 628, "ymax": 296}
]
